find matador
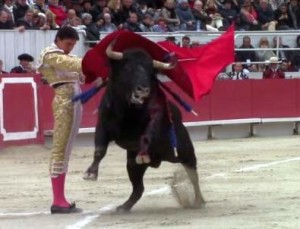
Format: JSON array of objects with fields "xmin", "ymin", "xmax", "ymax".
[{"xmin": 37, "ymin": 27, "xmax": 83, "ymax": 214}]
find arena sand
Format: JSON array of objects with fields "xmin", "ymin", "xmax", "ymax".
[{"xmin": 0, "ymin": 136, "xmax": 300, "ymax": 229}]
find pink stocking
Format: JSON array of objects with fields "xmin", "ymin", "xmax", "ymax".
[{"xmin": 51, "ymin": 173, "xmax": 70, "ymax": 207}]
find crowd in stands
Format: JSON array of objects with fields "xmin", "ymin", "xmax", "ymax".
[
  {"xmin": 1, "ymin": 0, "xmax": 300, "ymax": 76},
  {"xmin": 1, "ymin": 0, "xmax": 300, "ymax": 34},
  {"xmin": 233, "ymin": 34, "xmax": 300, "ymax": 75}
]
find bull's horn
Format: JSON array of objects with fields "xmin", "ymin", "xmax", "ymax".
[
  {"xmin": 153, "ymin": 60, "xmax": 176, "ymax": 70},
  {"xmin": 106, "ymin": 41, "xmax": 123, "ymax": 60}
]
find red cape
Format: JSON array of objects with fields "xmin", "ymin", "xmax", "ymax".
[{"xmin": 82, "ymin": 26, "xmax": 234, "ymax": 101}]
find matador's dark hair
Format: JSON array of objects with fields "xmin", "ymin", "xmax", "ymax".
[{"xmin": 54, "ymin": 26, "xmax": 79, "ymax": 42}]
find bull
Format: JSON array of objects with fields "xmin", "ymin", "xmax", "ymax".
[{"xmin": 83, "ymin": 41, "xmax": 205, "ymax": 212}]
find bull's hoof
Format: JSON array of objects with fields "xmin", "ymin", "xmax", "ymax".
[
  {"xmin": 135, "ymin": 154, "xmax": 151, "ymax": 164},
  {"xmin": 192, "ymin": 200, "xmax": 206, "ymax": 209},
  {"xmin": 82, "ymin": 171, "xmax": 98, "ymax": 181},
  {"xmin": 116, "ymin": 204, "xmax": 131, "ymax": 213}
]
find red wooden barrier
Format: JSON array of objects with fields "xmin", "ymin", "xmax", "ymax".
[
  {"xmin": 1, "ymin": 75, "xmax": 300, "ymax": 149},
  {"xmin": 0, "ymin": 74, "xmax": 44, "ymax": 148}
]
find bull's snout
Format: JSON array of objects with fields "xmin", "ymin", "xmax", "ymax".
[{"xmin": 131, "ymin": 86, "xmax": 150, "ymax": 104}]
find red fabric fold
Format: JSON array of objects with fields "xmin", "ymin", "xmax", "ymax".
[{"xmin": 158, "ymin": 25, "xmax": 235, "ymax": 100}]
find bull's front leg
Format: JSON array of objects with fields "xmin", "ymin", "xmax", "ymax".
[
  {"xmin": 136, "ymin": 103, "xmax": 163, "ymax": 164},
  {"xmin": 83, "ymin": 124, "xmax": 109, "ymax": 181},
  {"xmin": 117, "ymin": 153, "xmax": 148, "ymax": 212}
]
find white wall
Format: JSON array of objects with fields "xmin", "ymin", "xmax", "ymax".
[
  {"xmin": 0, "ymin": 30, "xmax": 88, "ymax": 72},
  {"xmin": 1, "ymin": 29, "xmax": 300, "ymax": 73}
]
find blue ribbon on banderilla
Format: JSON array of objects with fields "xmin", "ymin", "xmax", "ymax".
[
  {"xmin": 158, "ymin": 80, "xmax": 198, "ymax": 156},
  {"xmin": 72, "ymin": 81, "xmax": 108, "ymax": 104}
]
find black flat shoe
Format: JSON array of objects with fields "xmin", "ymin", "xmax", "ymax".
[{"xmin": 50, "ymin": 202, "xmax": 83, "ymax": 214}]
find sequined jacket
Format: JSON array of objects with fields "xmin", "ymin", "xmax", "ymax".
[{"xmin": 37, "ymin": 44, "xmax": 82, "ymax": 86}]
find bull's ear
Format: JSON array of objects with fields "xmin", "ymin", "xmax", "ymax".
[{"xmin": 106, "ymin": 41, "xmax": 123, "ymax": 60}]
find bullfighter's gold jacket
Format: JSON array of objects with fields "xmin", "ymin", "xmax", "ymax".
[{"xmin": 37, "ymin": 44, "xmax": 82, "ymax": 86}]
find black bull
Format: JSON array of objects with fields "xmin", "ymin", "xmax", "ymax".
[{"xmin": 83, "ymin": 45, "xmax": 205, "ymax": 212}]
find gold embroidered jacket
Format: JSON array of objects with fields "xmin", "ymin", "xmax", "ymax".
[{"xmin": 37, "ymin": 44, "xmax": 82, "ymax": 86}]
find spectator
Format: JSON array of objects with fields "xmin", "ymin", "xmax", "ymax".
[
  {"xmin": 16, "ymin": 9, "xmax": 39, "ymax": 30},
  {"xmin": 138, "ymin": 0, "xmax": 155, "ymax": 18},
  {"xmin": 101, "ymin": 6, "xmax": 112, "ymax": 15},
  {"xmin": 153, "ymin": 17, "xmax": 168, "ymax": 32},
  {"xmin": 123, "ymin": 11, "xmax": 143, "ymax": 32},
  {"xmin": 239, "ymin": 2, "xmax": 261, "ymax": 31},
  {"xmin": 62, "ymin": 9, "xmax": 77, "ymax": 27},
  {"xmin": 269, "ymin": 0, "xmax": 285, "ymax": 11},
  {"xmin": 256, "ymin": 0, "xmax": 277, "ymax": 31},
  {"xmin": 252, "ymin": 0, "xmax": 261, "ymax": 10},
  {"xmin": 219, "ymin": 0, "xmax": 238, "ymax": 30},
  {"xmin": 272, "ymin": 36, "xmax": 293, "ymax": 61},
  {"xmin": 34, "ymin": 12, "xmax": 52, "ymax": 30},
  {"xmin": 281, "ymin": 58, "xmax": 297, "ymax": 72},
  {"xmin": 160, "ymin": 0, "xmax": 180, "ymax": 32},
  {"xmin": 236, "ymin": 35, "xmax": 258, "ymax": 71},
  {"xmin": 2, "ymin": 0, "xmax": 14, "ymax": 22},
  {"xmin": 91, "ymin": 0, "xmax": 107, "ymax": 22},
  {"xmin": 140, "ymin": 13, "xmax": 154, "ymax": 32},
  {"xmin": 32, "ymin": 0, "xmax": 48, "ymax": 14},
  {"xmin": 256, "ymin": 37, "xmax": 276, "ymax": 71},
  {"xmin": 79, "ymin": 0, "xmax": 94, "ymax": 18},
  {"xmin": 192, "ymin": 0, "xmax": 211, "ymax": 30},
  {"xmin": 13, "ymin": 0, "xmax": 30, "ymax": 22},
  {"xmin": 88, "ymin": 15, "xmax": 103, "ymax": 32},
  {"xmin": 81, "ymin": 12, "xmax": 100, "ymax": 45},
  {"xmin": 217, "ymin": 71, "xmax": 230, "ymax": 80},
  {"xmin": 288, "ymin": 0, "xmax": 300, "ymax": 30},
  {"xmin": 204, "ymin": 0, "xmax": 224, "ymax": 30},
  {"xmin": 99, "ymin": 12, "xmax": 118, "ymax": 32},
  {"xmin": 274, "ymin": 3, "xmax": 292, "ymax": 30},
  {"xmin": 10, "ymin": 53, "xmax": 36, "ymax": 73},
  {"xmin": 165, "ymin": 36, "xmax": 177, "ymax": 45},
  {"xmin": 150, "ymin": 0, "xmax": 164, "ymax": 9},
  {"xmin": 45, "ymin": 10, "xmax": 59, "ymax": 29},
  {"xmin": 0, "ymin": 9, "xmax": 14, "ymax": 29},
  {"xmin": 181, "ymin": 35, "xmax": 191, "ymax": 48},
  {"xmin": 70, "ymin": 1, "xmax": 83, "ymax": 15},
  {"xmin": 120, "ymin": 0, "xmax": 143, "ymax": 21},
  {"xmin": 0, "ymin": 59, "xmax": 8, "ymax": 74},
  {"xmin": 191, "ymin": 40, "xmax": 201, "ymax": 48},
  {"xmin": 263, "ymin": 56, "xmax": 285, "ymax": 79},
  {"xmin": 107, "ymin": 0, "xmax": 123, "ymax": 27},
  {"xmin": 191, "ymin": 0, "xmax": 212, "ymax": 31},
  {"xmin": 228, "ymin": 0, "xmax": 240, "ymax": 11},
  {"xmin": 70, "ymin": 16, "xmax": 85, "ymax": 29},
  {"xmin": 48, "ymin": 0, "xmax": 67, "ymax": 27},
  {"xmin": 290, "ymin": 35, "xmax": 300, "ymax": 71},
  {"xmin": 175, "ymin": 0, "xmax": 196, "ymax": 31},
  {"xmin": 227, "ymin": 62, "xmax": 250, "ymax": 80}
]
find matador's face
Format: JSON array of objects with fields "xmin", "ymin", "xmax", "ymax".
[{"xmin": 56, "ymin": 38, "xmax": 77, "ymax": 54}]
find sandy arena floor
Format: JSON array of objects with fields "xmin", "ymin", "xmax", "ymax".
[{"xmin": 0, "ymin": 135, "xmax": 300, "ymax": 229}]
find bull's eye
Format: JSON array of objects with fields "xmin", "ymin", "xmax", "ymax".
[{"xmin": 136, "ymin": 86, "xmax": 143, "ymax": 92}]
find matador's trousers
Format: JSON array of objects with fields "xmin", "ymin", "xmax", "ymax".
[{"xmin": 50, "ymin": 83, "xmax": 82, "ymax": 177}]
